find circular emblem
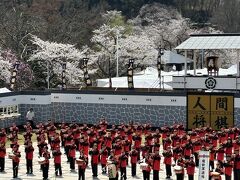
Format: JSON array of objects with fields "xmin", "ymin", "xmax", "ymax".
[{"xmin": 205, "ymin": 77, "xmax": 216, "ymax": 89}]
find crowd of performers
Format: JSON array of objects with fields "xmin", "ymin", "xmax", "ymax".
[{"xmin": 0, "ymin": 120, "xmax": 240, "ymax": 180}]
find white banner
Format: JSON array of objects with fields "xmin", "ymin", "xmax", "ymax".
[{"xmin": 198, "ymin": 151, "xmax": 210, "ymax": 180}]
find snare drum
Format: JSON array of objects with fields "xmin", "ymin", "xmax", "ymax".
[
  {"xmin": 140, "ymin": 163, "xmax": 148, "ymax": 171},
  {"xmin": 211, "ymin": 172, "xmax": 221, "ymax": 180},
  {"xmin": 174, "ymin": 165, "xmax": 183, "ymax": 174},
  {"xmin": 108, "ymin": 163, "xmax": 117, "ymax": 178},
  {"xmin": 76, "ymin": 159, "xmax": 84, "ymax": 165},
  {"xmin": 8, "ymin": 152, "xmax": 15, "ymax": 159},
  {"xmin": 38, "ymin": 157, "xmax": 45, "ymax": 165}
]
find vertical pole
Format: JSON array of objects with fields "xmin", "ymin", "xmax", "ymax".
[
  {"xmin": 47, "ymin": 61, "xmax": 50, "ymax": 89},
  {"xmin": 237, "ymin": 50, "xmax": 240, "ymax": 77},
  {"xmin": 184, "ymin": 50, "xmax": 187, "ymax": 76},
  {"xmin": 201, "ymin": 49, "xmax": 204, "ymax": 69},
  {"xmin": 193, "ymin": 50, "xmax": 197, "ymax": 76},
  {"xmin": 116, "ymin": 30, "xmax": 119, "ymax": 77}
]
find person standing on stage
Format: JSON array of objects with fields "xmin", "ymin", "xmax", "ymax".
[
  {"xmin": 26, "ymin": 108, "xmax": 35, "ymax": 128},
  {"xmin": 78, "ymin": 150, "xmax": 88, "ymax": 180},
  {"xmin": 12, "ymin": 145, "xmax": 21, "ymax": 178},
  {"xmin": 25, "ymin": 141, "xmax": 34, "ymax": 174},
  {"xmin": 0, "ymin": 143, "xmax": 6, "ymax": 172}
]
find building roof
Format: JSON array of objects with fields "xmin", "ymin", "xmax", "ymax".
[{"xmin": 175, "ymin": 34, "xmax": 240, "ymax": 50}]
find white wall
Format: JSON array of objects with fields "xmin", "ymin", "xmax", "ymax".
[
  {"xmin": 51, "ymin": 93, "xmax": 186, "ymax": 106},
  {"xmin": 0, "ymin": 94, "xmax": 51, "ymax": 106}
]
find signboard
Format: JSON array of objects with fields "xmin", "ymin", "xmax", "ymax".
[
  {"xmin": 188, "ymin": 95, "xmax": 211, "ymax": 129},
  {"xmin": 187, "ymin": 93, "xmax": 234, "ymax": 130},
  {"xmin": 211, "ymin": 95, "xmax": 234, "ymax": 130},
  {"xmin": 198, "ymin": 151, "xmax": 210, "ymax": 180}
]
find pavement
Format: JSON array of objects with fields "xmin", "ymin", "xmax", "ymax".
[{"xmin": 1, "ymin": 142, "xmax": 225, "ymax": 180}]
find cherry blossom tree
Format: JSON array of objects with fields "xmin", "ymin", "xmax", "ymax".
[
  {"xmin": 0, "ymin": 49, "xmax": 33, "ymax": 89},
  {"xmin": 28, "ymin": 35, "xmax": 92, "ymax": 87}
]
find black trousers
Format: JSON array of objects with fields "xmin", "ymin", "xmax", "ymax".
[
  {"xmin": 120, "ymin": 167, "xmax": 126, "ymax": 180},
  {"xmin": 176, "ymin": 173, "xmax": 184, "ymax": 180},
  {"xmin": 143, "ymin": 170, "xmax": 150, "ymax": 180},
  {"xmin": 69, "ymin": 157, "xmax": 75, "ymax": 170},
  {"xmin": 55, "ymin": 163, "xmax": 62, "ymax": 176},
  {"xmin": 92, "ymin": 162, "xmax": 98, "ymax": 177},
  {"xmin": 42, "ymin": 164, "xmax": 49, "ymax": 180},
  {"xmin": 210, "ymin": 160, "xmax": 214, "ymax": 171},
  {"xmin": 28, "ymin": 120, "xmax": 34, "ymax": 129},
  {"xmin": 78, "ymin": 168, "xmax": 85, "ymax": 180},
  {"xmin": 165, "ymin": 164, "xmax": 172, "ymax": 177},
  {"xmin": 225, "ymin": 174, "xmax": 231, "ymax": 180},
  {"xmin": 102, "ymin": 164, "xmax": 107, "ymax": 173},
  {"xmin": 0, "ymin": 157, "xmax": 5, "ymax": 172},
  {"xmin": 188, "ymin": 174, "xmax": 194, "ymax": 180},
  {"xmin": 131, "ymin": 163, "xmax": 136, "ymax": 176},
  {"xmin": 153, "ymin": 170, "xmax": 159, "ymax": 180},
  {"xmin": 12, "ymin": 161, "xmax": 19, "ymax": 178},
  {"xmin": 26, "ymin": 159, "xmax": 33, "ymax": 173}
]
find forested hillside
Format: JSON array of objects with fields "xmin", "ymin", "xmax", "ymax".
[{"xmin": 0, "ymin": 0, "xmax": 239, "ymax": 89}]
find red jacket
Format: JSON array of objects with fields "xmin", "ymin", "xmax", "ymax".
[
  {"xmin": 53, "ymin": 150, "xmax": 62, "ymax": 164},
  {"xmin": 152, "ymin": 154, "xmax": 161, "ymax": 171},
  {"xmin": 186, "ymin": 161, "xmax": 195, "ymax": 175},
  {"xmin": 224, "ymin": 162, "xmax": 233, "ymax": 176},
  {"xmin": 90, "ymin": 149, "xmax": 99, "ymax": 164},
  {"xmin": 0, "ymin": 147, "xmax": 6, "ymax": 158},
  {"xmin": 130, "ymin": 150, "xmax": 138, "ymax": 164},
  {"xmin": 119, "ymin": 155, "xmax": 128, "ymax": 168},
  {"xmin": 25, "ymin": 146, "xmax": 34, "ymax": 160}
]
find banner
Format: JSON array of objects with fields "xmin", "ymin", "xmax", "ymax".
[{"xmin": 198, "ymin": 151, "xmax": 210, "ymax": 180}]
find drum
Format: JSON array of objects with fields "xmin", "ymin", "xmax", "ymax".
[
  {"xmin": 38, "ymin": 157, "xmax": 45, "ymax": 165},
  {"xmin": 108, "ymin": 163, "xmax": 117, "ymax": 178},
  {"xmin": 76, "ymin": 159, "xmax": 85, "ymax": 166},
  {"xmin": 174, "ymin": 166, "xmax": 183, "ymax": 174},
  {"xmin": 140, "ymin": 162, "xmax": 148, "ymax": 171},
  {"xmin": 8, "ymin": 152, "xmax": 15, "ymax": 159},
  {"xmin": 211, "ymin": 172, "xmax": 220, "ymax": 180}
]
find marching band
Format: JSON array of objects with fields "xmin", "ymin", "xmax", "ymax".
[{"xmin": 0, "ymin": 120, "xmax": 240, "ymax": 180}]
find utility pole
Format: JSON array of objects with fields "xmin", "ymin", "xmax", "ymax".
[{"xmin": 116, "ymin": 29, "xmax": 119, "ymax": 77}]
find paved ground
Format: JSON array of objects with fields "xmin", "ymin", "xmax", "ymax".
[{"xmin": 1, "ymin": 142, "xmax": 224, "ymax": 180}]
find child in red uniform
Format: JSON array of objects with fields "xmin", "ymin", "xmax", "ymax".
[
  {"xmin": 163, "ymin": 146, "xmax": 172, "ymax": 179},
  {"xmin": 130, "ymin": 146, "xmax": 138, "ymax": 177},
  {"xmin": 223, "ymin": 156, "xmax": 233, "ymax": 180},
  {"xmin": 78, "ymin": 150, "xmax": 88, "ymax": 180},
  {"xmin": 25, "ymin": 141, "xmax": 34, "ymax": 174},
  {"xmin": 119, "ymin": 152, "xmax": 128, "ymax": 180},
  {"xmin": 152, "ymin": 151, "xmax": 161, "ymax": 180},
  {"xmin": 186, "ymin": 156, "xmax": 195, "ymax": 180},
  {"xmin": 52, "ymin": 145, "xmax": 62, "ymax": 176},
  {"xmin": 89, "ymin": 144, "xmax": 99, "ymax": 177},
  {"xmin": 0, "ymin": 143, "xmax": 6, "ymax": 172},
  {"xmin": 12, "ymin": 145, "xmax": 21, "ymax": 178}
]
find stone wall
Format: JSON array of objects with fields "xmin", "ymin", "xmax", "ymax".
[{"xmin": 51, "ymin": 102, "xmax": 186, "ymax": 127}]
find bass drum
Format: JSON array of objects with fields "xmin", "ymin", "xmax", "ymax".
[{"xmin": 108, "ymin": 163, "xmax": 117, "ymax": 178}]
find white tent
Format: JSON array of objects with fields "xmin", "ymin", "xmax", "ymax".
[
  {"xmin": 96, "ymin": 65, "xmax": 237, "ymax": 89},
  {"xmin": 0, "ymin": 87, "xmax": 11, "ymax": 94},
  {"xmin": 162, "ymin": 50, "xmax": 192, "ymax": 64}
]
